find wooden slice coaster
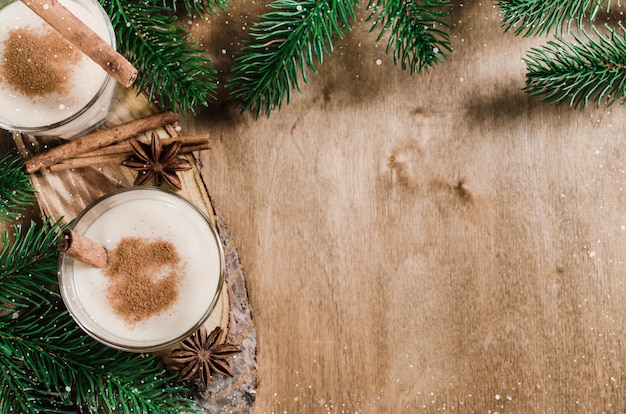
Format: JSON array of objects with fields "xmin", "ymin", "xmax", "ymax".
[{"xmin": 12, "ymin": 86, "xmax": 258, "ymax": 413}]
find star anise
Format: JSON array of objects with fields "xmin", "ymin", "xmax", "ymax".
[
  {"xmin": 120, "ymin": 132, "xmax": 192, "ymax": 190},
  {"xmin": 170, "ymin": 326, "xmax": 241, "ymax": 390}
]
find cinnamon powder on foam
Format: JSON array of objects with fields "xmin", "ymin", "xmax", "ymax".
[
  {"xmin": 104, "ymin": 237, "xmax": 184, "ymax": 325},
  {"xmin": 0, "ymin": 26, "xmax": 81, "ymax": 97}
]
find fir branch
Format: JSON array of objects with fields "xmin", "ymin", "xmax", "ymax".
[
  {"xmin": 0, "ymin": 218, "xmax": 60, "ymax": 311},
  {"xmin": 524, "ymin": 27, "xmax": 626, "ymax": 108},
  {"xmin": 3, "ymin": 302, "xmax": 196, "ymax": 413},
  {"xmin": 0, "ymin": 219, "xmax": 197, "ymax": 413},
  {"xmin": 163, "ymin": 0, "xmax": 230, "ymax": 16},
  {"xmin": 0, "ymin": 153, "xmax": 35, "ymax": 223},
  {"xmin": 227, "ymin": 0, "xmax": 358, "ymax": 117},
  {"xmin": 92, "ymin": 355, "xmax": 193, "ymax": 413},
  {"xmin": 366, "ymin": 0, "xmax": 452, "ymax": 74},
  {"xmin": 498, "ymin": 0, "xmax": 610, "ymax": 37},
  {"xmin": 101, "ymin": 0, "xmax": 217, "ymax": 114}
]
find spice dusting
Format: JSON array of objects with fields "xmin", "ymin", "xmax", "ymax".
[
  {"xmin": 105, "ymin": 237, "xmax": 184, "ymax": 324},
  {"xmin": 0, "ymin": 26, "xmax": 81, "ymax": 97}
]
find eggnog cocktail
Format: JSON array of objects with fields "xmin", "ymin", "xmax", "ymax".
[
  {"xmin": 0, "ymin": 0, "xmax": 116, "ymax": 138},
  {"xmin": 58, "ymin": 188, "xmax": 224, "ymax": 352}
]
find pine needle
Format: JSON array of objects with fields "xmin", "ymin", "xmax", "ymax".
[
  {"xmin": 0, "ymin": 153, "xmax": 34, "ymax": 223},
  {"xmin": 367, "ymin": 0, "xmax": 452, "ymax": 74},
  {"xmin": 0, "ymin": 219, "xmax": 59, "ymax": 311},
  {"xmin": 227, "ymin": 0, "xmax": 358, "ymax": 117},
  {"xmin": 163, "ymin": 0, "xmax": 230, "ymax": 16},
  {"xmin": 101, "ymin": 0, "xmax": 218, "ymax": 114},
  {"xmin": 524, "ymin": 27, "xmax": 626, "ymax": 108},
  {"xmin": 498, "ymin": 0, "xmax": 612, "ymax": 37}
]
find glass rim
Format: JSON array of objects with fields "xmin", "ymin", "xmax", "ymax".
[
  {"xmin": 0, "ymin": 0, "xmax": 117, "ymax": 133},
  {"xmin": 58, "ymin": 187, "xmax": 226, "ymax": 353}
]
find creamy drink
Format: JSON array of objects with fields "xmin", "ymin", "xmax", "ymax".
[
  {"xmin": 0, "ymin": 0, "xmax": 116, "ymax": 138},
  {"xmin": 59, "ymin": 188, "xmax": 224, "ymax": 352}
]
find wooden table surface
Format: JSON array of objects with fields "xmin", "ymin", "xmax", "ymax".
[
  {"xmin": 7, "ymin": 1, "xmax": 626, "ymax": 413},
  {"xmin": 182, "ymin": 1, "xmax": 626, "ymax": 413}
]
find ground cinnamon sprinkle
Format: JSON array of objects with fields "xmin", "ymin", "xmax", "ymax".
[
  {"xmin": 105, "ymin": 237, "xmax": 184, "ymax": 324},
  {"xmin": 0, "ymin": 26, "xmax": 81, "ymax": 97}
]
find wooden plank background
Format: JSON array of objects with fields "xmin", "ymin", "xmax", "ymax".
[
  {"xmin": 2, "ymin": 1, "xmax": 626, "ymax": 413},
  {"xmin": 181, "ymin": 1, "xmax": 626, "ymax": 412}
]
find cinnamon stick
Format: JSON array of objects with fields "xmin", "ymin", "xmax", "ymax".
[
  {"xmin": 49, "ymin": 142, "xmax": 211, "ymax": 171},
  {"xmin": 73, "ymin": 134, "xmax": 210, "ymax": 158},
  {"xmin": 50, "ymin": 154, "xmax": 126, "ymax": 171},
  {"xmin": 59, "ymin": 229, "xmax": 108, "ymax": 268},
  {"xmin": 20, "ymin": 0, "xmax": 137, "ymax": 88},
  {"xmin": 26, "ymin": 111, "xmax": 180, "ymax": 173}
]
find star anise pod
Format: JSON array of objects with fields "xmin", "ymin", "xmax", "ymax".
[
  {"xmin": 170, "ymin": 326, "xmax": 241, "ymax": 390},
  {"xmin": 120, "ymin": 132, "xmax": 192, "ymax": 190}
]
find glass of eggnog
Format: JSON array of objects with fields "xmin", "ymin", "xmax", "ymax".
[
  {"xmin": 58, "ymin": 187, "xmax": 225, "ymax": 352},
  {"xmin": 0, "ymin": 0, "xmax": 116, "ymax": 139}
]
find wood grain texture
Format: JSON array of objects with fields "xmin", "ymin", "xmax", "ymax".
[{"xmin": 182, "ymin": 1, "xmax": 626, "ymax": 412}]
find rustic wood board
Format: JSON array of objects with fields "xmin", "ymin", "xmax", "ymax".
[{"xmin": 13, "ymin": 86, "xmax": 257, "ymax": 413}]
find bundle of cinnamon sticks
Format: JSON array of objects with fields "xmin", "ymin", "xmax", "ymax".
[{"xmin": 25, "ymin": 112, "xmax": 211, "ymax": 174}]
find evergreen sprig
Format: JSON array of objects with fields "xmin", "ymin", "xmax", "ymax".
[
  {"xmin": 101, "ymin": 0, "xmax": 217, "ymax": 114},
  {"xmin": 367, "ymin": 0, "xmax": 452, "ymax": 74},
  {"xmin": 228, "ymin": 0, "xmax": 358, "ymax": 117},
  {"xmin": 163, "ymin": 0, "xmax": 230, "ymax": 16},
  {"xmin": 0, "ymin": 219, "xmax": 59, "ymax": 312},
  {"xmin": 524, "ymin": 27, "xmax": 626, "ymax": 108},
  {"xmin": 0, "ymin": 153, "xmax": 34, "ymax": 223},
  {"xmin": 498, "ymin": 0, "xmax": 609, "ymax": 37},
  {"xmin": 0, "ymin": 218, "xmax": 197, "ymax": 413}
]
